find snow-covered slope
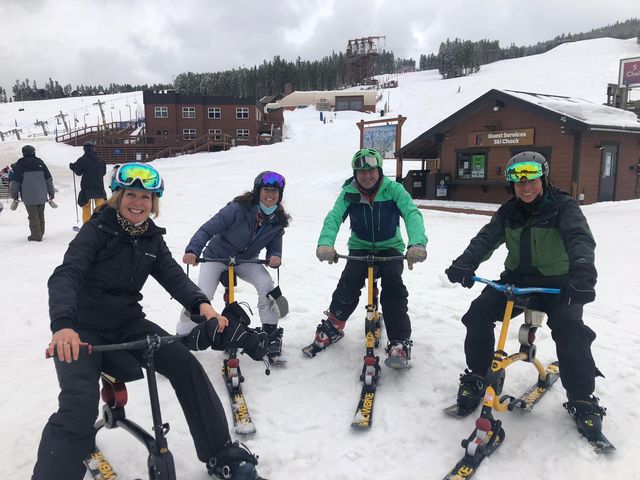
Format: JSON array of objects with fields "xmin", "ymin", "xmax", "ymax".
[{"xmin": 1, "ymin": 37, "xmax": 639, "ymax": 480}]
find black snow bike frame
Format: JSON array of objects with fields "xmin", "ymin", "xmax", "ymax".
[
  {"xmin": 47, "ymin": 333, "xmax": 188, "ymax": 480},
  {"xmin": 455, "ymin": 277, "xmax": 560, "ymax": 462}
]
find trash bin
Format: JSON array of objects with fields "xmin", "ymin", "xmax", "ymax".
[
  {"xmin": 404, "ymin": 170, "xmax": 427, "ymax": 198},
  {"xmin": 426, "ymin": 173, "xmax": 450, "ymax": 199}
]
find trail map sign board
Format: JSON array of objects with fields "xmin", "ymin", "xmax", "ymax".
[{"xmin": 357, "ymin": 115, "xmax": 407, "ymax": 180}]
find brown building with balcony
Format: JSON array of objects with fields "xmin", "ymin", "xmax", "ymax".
[{"xmin": 398, "ymin": 89, "xmax": 640, "ymax": 204}]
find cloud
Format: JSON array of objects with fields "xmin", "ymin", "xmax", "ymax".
[{"xmin": 0, "ymin": 0, "xmax": 638, "ymax": 93}]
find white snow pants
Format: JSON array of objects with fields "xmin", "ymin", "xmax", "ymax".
[{"xmin": 177, "ymin": 260, "xmax": 277, "ymax": 335}]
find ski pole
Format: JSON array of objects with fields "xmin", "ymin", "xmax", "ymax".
[{"xmin": 72, "ymin": 172, "xmax": 79, "ymax": 225}]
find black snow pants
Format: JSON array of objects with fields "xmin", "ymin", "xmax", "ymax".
[
  {"xmin": 32, "ymin": 319, "xmax": 230, "ymax": 480},
  {"xmin": 329, "ymin": 248, "xmax": 411, "ymax": 341},
  {"xmin": 461, "ymin": 285, "xmax": 600, "ymax": 400}
]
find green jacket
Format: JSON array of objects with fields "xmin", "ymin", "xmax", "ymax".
[
  {"xmin": 454, "ymin": 185, "xmax": 596, "ymax": 287},
  {"xmin": 318, "ymin": 175, "xmax": 427, "ymax": 253}
]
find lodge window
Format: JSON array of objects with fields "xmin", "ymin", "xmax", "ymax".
[
  {"xmin": 457, "ymin": 152, "xmax": 487, "ymax": 180},
  {"xmin": 183, "ymin": 128, "xmax": 196, "ymax": 140},
  {"xmin": 236, "ymin": 129, "xmax": 250, "ymax": 140},
  {"xmin": 154, "ymin": 106, "xmax": 168, "ymax": 118},
  {"xmin": 208, "ymin": 107, "xmax": 221, "ymax": 119},
  {"xmin": 209, "ymin": 128, "xmax": 222, "ymax": 140},
  {"xmin": 182, "ymin": 107, "xmax": 196, "ymax": 118},
  {"xmin": 236, "ymin": 107, "xmax": 249, "ymax": 119}
]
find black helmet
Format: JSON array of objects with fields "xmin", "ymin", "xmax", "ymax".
[
  {"xmin": 505, "ymin": 151, "xmax": 549, "ymax": 181},
  {"xmin": 22, "ymin": 145, "xmax": 36, "ymax": 156},
  {"xmin": 253, "ymin": 171, "xmax": 285, "ymax": 203},
  {"xmin": 83, "ymin": 140, "xmax": 96, "ymax": 152}
]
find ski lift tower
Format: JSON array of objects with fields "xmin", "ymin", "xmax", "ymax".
[{"xmin": 346, "ymin": 36, "xmax": 385, "ymax": 86}]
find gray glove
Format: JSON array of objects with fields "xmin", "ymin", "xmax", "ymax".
[
  {"xmin": 406, "ymin": 245, "xmax": 427, "ymax": 270},
  {"xmin": 48, "ymin": 199, "xmax": 58, "ymax": 208},
  {"xmin": 9, "ymin": 200, "xmax": 19, "ymax": 211},
  {"xmin": 316, "ymin": 246, "xmax": 337, "ymax": 264}
]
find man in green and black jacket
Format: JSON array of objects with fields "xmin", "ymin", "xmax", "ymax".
[
  {"xmin": 307, "ymin": 148, "xmax": 427, "ymax": 366},
  {"xmin": 445, "ymin": 151, "xmax": 606, "ymax": 442}
]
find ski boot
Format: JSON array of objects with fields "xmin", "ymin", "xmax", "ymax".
[
  {"xmin": 301, "ymin": 312, "xmax": 345, "ymax": 358},
  {"xmin": 564, "ymin": 396, "xmax": 606, "ymax": 442},
  {"xmin": 207, "ymin": 441, "xmax": 260, "ymax": 479},
  {"xmin": 261, "ymin": 324, "xmax": 286, "ymax": 365},
  {"xmin": 384, "ymin": 339, "xmax": 412, "ymax": 369},
  {"xmin": 454, "ymin": 370, "xmax": 486, "ymax": 416}
]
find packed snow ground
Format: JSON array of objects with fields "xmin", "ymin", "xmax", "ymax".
[{"xmin": 1, "ymin": 37, "xmax": 640, "ymax": 480}]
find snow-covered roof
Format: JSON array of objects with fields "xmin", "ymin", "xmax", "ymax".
[{"xmin": 500, "ymin": 89, "xmax": 640, "ymax": 130}]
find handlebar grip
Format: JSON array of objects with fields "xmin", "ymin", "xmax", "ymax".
[{"xmin": 45, "ymin": 342, "xmax": 91, "ymax": 359}]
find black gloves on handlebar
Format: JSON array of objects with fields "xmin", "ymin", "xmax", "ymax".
[
  {"xmin": 445, "ymin": 262, "xmax": 476, "ymax": 288},
  {"xmin": 562, "ymin": 264, "xmax": 597, "ymax": 306},
  {"xmin": 182, "ymin": 302, "xmax": 268, "ymax": 361}
]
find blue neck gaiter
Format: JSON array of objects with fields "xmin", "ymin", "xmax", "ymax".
[{"xmin": 259, "ymin": 202, "xmax": 277, "ymax": 215}]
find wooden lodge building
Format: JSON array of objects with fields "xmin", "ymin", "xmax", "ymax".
[
  {"xmin": 56, "ymin": 90, "xmax": 284, "ymax": 163},
  {"xmin": 398, "ymin": 89, "xmax": 640, "ymax": 204}
]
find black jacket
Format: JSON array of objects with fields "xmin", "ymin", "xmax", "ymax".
[
  {"xmin": 454, "ymin": 185, "xmax": 596, "ymax": 288},
  {"xmin": 48, "ymin": 206, "xmax": 209, "ymax": 333},
  {"xmin": 69, "ymin": 151, "xmax": 107, "ymax": 206}
]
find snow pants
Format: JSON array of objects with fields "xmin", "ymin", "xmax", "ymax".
[
  {"xmin": 25, "ymin": 203, "xmax": 45, "ymax": 240},
  {"xmin": 177, "ymin": 260, "xmax": 277, "ymax": 334},
  {"xmin": 329, "ymin": 249, "xmax": 410, "ymax": 341},
  {"xmin": 32, "ymin": 319, "xmax": 230, "ymax": 480},
  {"xmin": 462, "ymin": 285, "xmax": 600, "ymax": 400},
  {"xmin": 81, "ymin": 198, "xmax": 105, "ymax": 224}
]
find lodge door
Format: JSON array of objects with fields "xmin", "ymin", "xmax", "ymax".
[{"xmin": 598, "ymin": 145, "xmax": 618, "ymax": 202}]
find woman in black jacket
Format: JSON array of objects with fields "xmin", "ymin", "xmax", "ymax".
[
  {"xmin": 69, "ymin": 141, "xmax": 107, "ymax": 224},
  {"xmin": 32, "ymin": 163, "xmax": 265, "ymax": 480}
]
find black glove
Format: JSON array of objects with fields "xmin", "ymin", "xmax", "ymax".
[
  {"xmin": 562, "ymin": 265, "xmax": 597, "ymax": 306},
  {"xmin": 445, "ymin": 263, "xmax": 475, "ymax": 288},
  {"xmin": 562, "ymin": 282, "xmax": 595, "ymax": 305},
  {"xmin": 69, "ymin": 163, "xmax": 74, "ymax": 170}
]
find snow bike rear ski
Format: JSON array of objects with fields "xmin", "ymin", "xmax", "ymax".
[
  {"xmin": 444, "ymin": 277, "xmax": 563, "ymax": 479},
  {"xmin": 330, "ymin": 253, "xmax": 406, "ymax": 430},
  {"xmin": 47, "ymin": 334, "xmax": 187, "ymax": 480},
  {"xmin": 198, "ymin": 256, "xmax": 272, "ymax": 435}
]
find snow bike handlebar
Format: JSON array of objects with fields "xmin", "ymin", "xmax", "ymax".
[
  {"xmin": 335, "ymin": 253, "xmax": 406, "ymax": 263},
  {"xmin": 196, "ymin": 256, "xmax": 268, "ymax": 265},
  {"xmin": 471, "ymin": 276, "xmax": 561, "ymax": 296},
  {"xmin": 45, "ymin": 333, "xmax": 187, "ymax": 359}
]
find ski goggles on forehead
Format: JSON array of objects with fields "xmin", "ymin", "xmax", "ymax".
[
  {"xmin": 113, "ymin": 163, "xmax": 164, "ymax": 196},
  {"xmin": 505, "ymin": 161, "xmax": 543, "ymax": 183},
  {"xmin": 260, "ymin": 171, "xmax": 285, "ymax": 189},
  {"xmin": 352, "ymin": 155, "xmax": 379, "ymax": 170}
]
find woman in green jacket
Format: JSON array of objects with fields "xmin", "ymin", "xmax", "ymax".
[{"xmin": 307, "ymin": 148, "xmax": 427, "ymax": 366}]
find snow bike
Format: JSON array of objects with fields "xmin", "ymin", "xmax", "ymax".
[
  {"xmin": 335, "ymin": 252, "xmax": 407, "ymax": 429},
  {"xmin": 196, "ymin": 256, "xmax": 273, "ymax": 434},
  {"xmin": 47, "ymin": 333, "xmax": 188, "ymax": 480},
  {"xmin": 444, "ymin": 276, "xmax": 563, "ymax": 479}
]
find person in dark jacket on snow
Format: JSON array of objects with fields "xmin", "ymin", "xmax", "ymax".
[
  {"xmin": 445, "ymin": 151, "xmax": 606, "ymax": 442},
  {"xmin": 9, "ymin": 145, "xmax": 56, "ymax": 241},
  {"xmin": 69, "ymin": 140, "xmax": 107, "ymax": 223},
  {"xmin": 177, "ymin": 171, "xmax": 291, "ymax": 363},
  {"xmin": 32, "ymin": 162, "xmax": 267, "ymax": 480}
]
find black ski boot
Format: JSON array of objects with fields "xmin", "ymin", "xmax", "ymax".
[
  {"xmin": 261, "ymin": 324, "xmax": 285, "ymax": 365},
  {"xmin": 564, "ymin": 396, "xmax": 606, "ymax": 442},
  {"xmin": 384, "ymin": 339, "xmax": 412, "ymax": 369},
  {"xmin": 207, "ymin": 441, "xmax": 260, "ymax": 480},
  {"xmin": 457, "ymin": 370, "xmax": 486, "ymax": 411}
]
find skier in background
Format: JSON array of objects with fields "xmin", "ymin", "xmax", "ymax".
[
  {"xmin": 69, "ymin": 140, "xmax": 107, "ymax": 223},
  {"xmin": 9, "ymin": 145, "xmax": 55, "ymax": 241}
]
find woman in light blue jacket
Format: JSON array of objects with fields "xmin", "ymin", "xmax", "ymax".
[{"xmin": 177, "ymin": 171, "xmax": 291, "ymax": 362}]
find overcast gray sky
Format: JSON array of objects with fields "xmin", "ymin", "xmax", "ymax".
[{"xmin": 1, "ymin": 0, "xmax": 638, "ymax": 92}]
